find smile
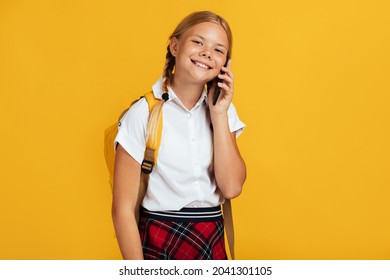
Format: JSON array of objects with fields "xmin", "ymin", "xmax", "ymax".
[{"xmin": 191, "ymin": 60, "xmax": 212, "ymax": 70}]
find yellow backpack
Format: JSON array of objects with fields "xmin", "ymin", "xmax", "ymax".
[
  {"xmin": 104, "ymin": 91, "xmax": 235, "ymax": 259},
  {"xmin": 104, "ymin": 91, "xmax": 163, "ymax": 191}
]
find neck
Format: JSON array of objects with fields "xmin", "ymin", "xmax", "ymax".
[{"xmin": 171, "ymin": 75, "xmax": 205, "ymax": 110}]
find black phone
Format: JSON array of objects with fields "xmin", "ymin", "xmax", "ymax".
[{"xmin": 212, "ymin": 58, "xmax": 229, "ymax": 105}]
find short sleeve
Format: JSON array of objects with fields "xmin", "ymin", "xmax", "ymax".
[
  {"xmin": 227, "ymin": 103, "xmax": 246, "ymax": 137},
  {"xmin": 114, "ymin": 98, "xmax": 149, "ymax": 164}
]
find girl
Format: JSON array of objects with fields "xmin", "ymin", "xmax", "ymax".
[{"xmin": 112, "ymin": 11, "xmax": 246, "ymax": 260}]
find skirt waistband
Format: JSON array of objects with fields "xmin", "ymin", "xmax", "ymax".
[{"xmin": 141, "ymin": 206, "xmax": 222, "ymax": 222}]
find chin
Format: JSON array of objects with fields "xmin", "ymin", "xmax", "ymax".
[
  {"xmin": 198, "ymin": 76, "xmax": 215, "ymax": 86},
  {"xmin": 194, "ymin": 70, "xmax": 218, "ymax": 83}
]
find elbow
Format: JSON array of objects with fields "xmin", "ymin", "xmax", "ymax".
[
  {"xmin": 223, "ymin": 188, "xmax": 242, "ymax": 200},
  {"xmin": 223, "ymin": 172, "xmax": 246, "ymax": 199},
  {"xmin": 111, "ymin": 201, "xmax": 125, "ymax": 223},
  {"xmin": 221, "ymin": 183, "xmax": 244, "ymax": 200},
  {"xmin": 111, "ymin": 200, "xmax": 136, "ymax": 225}
]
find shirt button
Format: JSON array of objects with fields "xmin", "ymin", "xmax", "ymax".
[{"xmin": 186, "ymin": 113, "xmax": 191, "ymax": 119}]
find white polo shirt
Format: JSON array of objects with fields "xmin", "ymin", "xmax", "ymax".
[{"xmin": 114, "ymin": 77, "xmax": 245, "ymax": 211}]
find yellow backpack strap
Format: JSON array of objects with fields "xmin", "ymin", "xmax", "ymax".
[
  {"xmin": 144, "ymin": 91, "xmax": 160, "ymax": 114},
  {"xmin": 136, "ymin": 91, "xmax": 168, "ymax": 224},
  {"xmin": 223, "ymin": 199, "xmax": 235, "ymax": 260},
  {"xmin": 141, "ymin": 91, "xmax": 164, "ymax": 173}
]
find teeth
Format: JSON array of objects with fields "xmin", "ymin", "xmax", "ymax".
[{"xmin": 194, "ymin": 61, "xmax": 209, "ymax": 69}]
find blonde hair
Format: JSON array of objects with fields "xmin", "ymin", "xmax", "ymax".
[{"xmin": 162, "ymin": 11, "xmax": 233, "ymax": 93}]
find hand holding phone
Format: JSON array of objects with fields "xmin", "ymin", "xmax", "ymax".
[
  {"xmin": 212, "ymin": 73, "xmax": 224, "ymax": 105},
  {"xmin": 212, "ymin": 59, "xmax": 229, "ymax": 105}
]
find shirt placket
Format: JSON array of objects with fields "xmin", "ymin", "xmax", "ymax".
[{"xmin": 186, "ymin": 110, "xmax": 204, "ymax": 204}]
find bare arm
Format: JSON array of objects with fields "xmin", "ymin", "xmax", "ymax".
[
  {"xmin": 211, "ymin": 117, "xmax": 246, "ymax": 199},
  {"xmin": 208, "ymin": 60, "xmax": 246, "ymax": 199},
  {"xmin": 111, "ymin": 144, "xmax": 144, "ymax": 259}
]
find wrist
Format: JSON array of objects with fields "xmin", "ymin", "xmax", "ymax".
[{"xmin": 210, "ymin": 112, "xmax": 228, "ymax": 128}]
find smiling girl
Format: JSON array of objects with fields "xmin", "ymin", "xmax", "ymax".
[{"xmin": 112, "ymin": 11, "xmax": 246, "ymax": 260}]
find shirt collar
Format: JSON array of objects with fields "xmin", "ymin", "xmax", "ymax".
[{"xmin": 152, "ymin": 76, "xmax": 208, "ymax": 107}]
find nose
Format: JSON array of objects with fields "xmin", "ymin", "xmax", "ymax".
[{"xmin": 200, "ymin": 50, "xmax": 212, "ymax": 59}]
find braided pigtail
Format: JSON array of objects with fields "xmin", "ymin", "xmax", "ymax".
[
  {"xmin": 146, "ymin": 100, "xmax": 163, "ymax": 149},
  {"xmin": 146, "ymin": 46, "xmax": 174, "ymax": 148},
  {"xmin": 162, "ymin": 45, "xmax": 175, "ymax": 94}
]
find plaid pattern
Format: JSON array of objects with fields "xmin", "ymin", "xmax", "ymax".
[{"xmin": 139, "ymin": 212, "xmax": 227, "ymax": 260}]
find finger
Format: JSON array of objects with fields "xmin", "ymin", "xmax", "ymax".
[
  {"xmin": 226, "ymin": 58, "xmax": 232, "ymax": 69},
  {"xmin": 218, "ymin": 72, "xmax": 233, "ymax": 84},
  {"xmin": 221, "ymin": 66, "xmax": 234, "ymax": 79},
  {"xmin": 217, "ymin": 82, "xmax": 232, "ymax": 94}
]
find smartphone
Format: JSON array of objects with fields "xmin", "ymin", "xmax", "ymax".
[{"xmin": 208, "ymin": 53, "xmax": 230, "ymax": 105}]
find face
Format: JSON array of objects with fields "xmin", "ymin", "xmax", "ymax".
[{"xmin": 170, "ymin": 22, "xmax": 229, "ymax": 86}]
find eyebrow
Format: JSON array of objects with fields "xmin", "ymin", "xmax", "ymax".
[{"xmin": 193, "ymin": 34, "xmax": 227, "ymax": 49}]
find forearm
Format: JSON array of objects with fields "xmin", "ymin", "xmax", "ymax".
[
  {"xmin": 112, "ymin": 205, "xmax": 144, "ymax": 259},
  {"xmin": 112, "ymin": 144, "xmax": 144, "ymax": 259},
  {"xmin": 212, "ymin": 114, "xmax": 246, "ymax": 199}
]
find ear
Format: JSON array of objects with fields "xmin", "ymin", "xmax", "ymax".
[{"xmin": 169, "ymin": 37, "xmax": 179, "ymax": 57}]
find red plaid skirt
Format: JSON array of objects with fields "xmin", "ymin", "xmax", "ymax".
[{"xmin": 138, "ymin": 206, "xmax": 227, "ymax": 260}]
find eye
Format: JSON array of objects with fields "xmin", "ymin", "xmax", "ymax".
[
  {"xmin": 192, "ymin": 40, "xmax": 202, "ymax": 46},
  {"xmin": 215, "ymin": 48, "xmax": 224, "ymax": 54}
]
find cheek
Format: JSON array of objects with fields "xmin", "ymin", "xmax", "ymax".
[
  {"xmin": 216, "ymin": 56, "xmax": 227, "ymax": 69},
  {"xmin": 181, "ymin": 41, "xmax": 196, "ymax": 53},
  {"xmin": 177, "ymin": 45, "xmax": 196, "ymax": 62}
]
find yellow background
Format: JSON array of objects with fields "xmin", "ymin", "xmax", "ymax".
[{"xmin": 1, "ymin": 0, "xmax": 389, "ymax": 259}]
